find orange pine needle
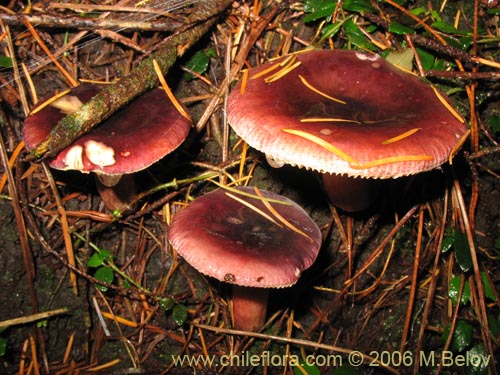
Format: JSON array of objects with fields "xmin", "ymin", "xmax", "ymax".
[
  {"xmin": 282, "ymin": 128, "xmax": 358, "ymax": 165},
  {"xmin": 382, "ymin": 128, "xmax": 421, "ymax": 144},
  {"xmin": 350, "ymin": 154, "xmax": 434, "ymax": 169},
  {"xmin": 300, "ymin": 117, "xmax": 361, "ymax": 124},
  {"xmin": 0, "ymin": 140, "xmax": 25, "ymax": 193},
  {"xmin": 240, "ymin": 68, "xmax": 249, "ymax": 95},
  {"xmin": 153, "ymin": 59, "xmax": 191, "ymax": 121},
  {"xmin": 29, "ymin": 89, "xmax": 73, "ymax": 115},
  {"xmin": 100, "ymin": 312, "xmax": 138, "ymax": 328},
  {"xmin": 298, "ymin": 75, "xmax": 346, "ymax": 104},
  {"xmin": 253, "ymin": 187, "xmax": 312, "ymax": 241},
  {"xmin": 264, "ymin": 61, "xmax": 302, "ymax": 83},
  {"xmin": 430, "ymin": 85, "xmax": 464, "ymax": 123},
  {"xmin": 224, "ymin": 191, "xmax": 283, "ymax": 227}
]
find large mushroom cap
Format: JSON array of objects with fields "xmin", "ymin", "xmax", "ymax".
[
  {"xmin": 168, "ymin": 186, "xmax": 322, "ymax": 288},
  {"xmin": 227, "ymin": 49, "xmax": 468, "ymax": 179},
  {"xmin": 23, "ymin": 84, "xmax": 192, "ymax": 176}
]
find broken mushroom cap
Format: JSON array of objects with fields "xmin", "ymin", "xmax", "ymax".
[
  {"xmin": 227, "ymin": 49, "xmax": 468, "ymax": 180},
  {"xmin": 168, "ymin": 186, "xmax": 322, "ymax": 288},
  {"xmin": 168, "ymin": 185, "xmax": 322, "ymax": 331},
  {"xmin": 23, "ymin": 84, "xmax": 192, "ymax": 177}
]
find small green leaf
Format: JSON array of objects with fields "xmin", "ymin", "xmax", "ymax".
[
  {"xmin": 489, "ymin": 116, "xmax": 500, "ymax": 134},
  {"xmin": 342, "ymin": 0, "xmax": 375, "ymax": 12},
  {"xmin": 464, "ymin": 344, "xmax": 489, "ymax": 375},
  {"xmin": 481, "ymin": 272, "xmax": 496, "ymax": 301},
  {"xmin": 94, "ymin": 267, "xmax": 114, "ymax": 292},
  {"xmin": 0, "ymin": 337, "xmax": 6, "ymax": 357},
  {"xmin": 487, "ymin": 314, "xmax": 500, "ymax": 337},
  {"xmin": 183, "ymin": 50, "xmax": 210, "ymax": 81},
  {"xmin": 344, "ymin": 19, "xmax": 375, "ymax": 50},
  {"xmin": 416, "ymin": 48, "xmax": 435, "ymax": 71},
  {"xmin": 303, "ymin": 0, "xmax": 335, "ymax": 23},
  {"xmin": 431, "ymin": 21, "xmax": 467, "ymax": 35},
  {"xmin": 442, "ymin": 320, "xmax": 473, "ymax": 352},
  {"xmin": 293, "ymin": 360, "xmax": 321, "ymax": 375},
  {"xmin": 441, "ymin": 229, "xmax": 456, "ymax": 253},
  {"xmin": 453, "ymin": 231, "xmax": 472, "ymax": 273},
  {"xmin": 159, "ymin": 297, "xmax": 175, "ymax": 311},
  {"xmin": 0, "ymin": 56, "xmax": 12, "ymax": 68},
  {"xmin": 87, "ymin": 253, "xmax": 104, "ymax": 268},
  {"xmin": 448, "ymin": 276, "xmax": 470, "ymax": 306},
  {"xmin": 172, "ymin": 304, "xmax": 187, "ymax": 326},
  {"xmin": 388, "ymin": 21, "xmax": 415, "ymax": 35}
]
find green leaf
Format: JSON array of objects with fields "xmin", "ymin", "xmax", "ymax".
[
  {"xmin": 293, "ymin": 360, "xmax": 321, "ymax": 375},
  {"xmin": 448, "ymin": 276, "xmax": 470, "ymax": 306},
  {"xmin": 481, "ymin": 272, "xmax": 496, "ymax": 301},
  {"xmin": 342, "ymin": 0, "xmax": 375, "ymax": 12},
  {"xmin": 333, "ymin": 365, "xmax": 361, "ymax": 374},
  {"xmin": 303, "ymin": 0, "xmax": 335, "ymax": 23},
  {"xmin": 464, "ymin": 344, "xmax": 489, "ymax": 375},
  {"xmin": 453, "ymin": 231, "xmax": 472, "ymax": 272},
  {"xmin": 94, "ymin": 267, "xmax": 114, "ymax": 292},
  {"xmin": 172, "ymin": 304, "xmax": 187, "ymax": 326},
  {"xmin": 0, "ymin": 337, "xmax": 6, "ymax": 357},
  {"xmin": 388, "ymin": 21, "xmax": 415, "ymax": 35},
  {"xmin": 441, "ymin": 229, "xmax": 456, "ymax": 253},
  {"xmin": 344, "ymin": 19, "xmax": 375, "ymax": 50},
  {"xmin": 0, "ymin": 56, "xmax": 12, "ymax": 68},
  {"xmin": 87, "ymin": 253, "xmax": 104, "ymax": 268},
  {"xmin": 489, "ymin": 116, "xmax": 500, "ymax": 134},
  {"xmin": 487, "ymin": 314, "xmax": 500, "ymax": 337},
  {"xmin": 431, "ymin": 21, "xmax": 467, "ymax": 35},
  {"xmin": 159, "ymin": 297, "xmax": 175, "ymax": 311},
  {"xmin": 415, "ymin": 48, "xmax": 435, "ymax": 71},
  {"xmin": 441, "ymin": 320, "xmax": 473, "ymax": 352},
  {"xmin": 183, "ymin": 50, "xmax": 210, "ymax": 81}
]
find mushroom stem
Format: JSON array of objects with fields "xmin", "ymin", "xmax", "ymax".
[
  {"xmin": 231, "ymin": 286, "xmax": 269, "ymax": 332},
  {"xmin": 322, "ymin": 174, "xmax": 382, "ymax": 213},
  {"xmin": 95, "ymin": 174, "xmax": 137, "ymax": 212}
]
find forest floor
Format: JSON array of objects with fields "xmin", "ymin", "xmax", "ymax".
[{"xmin": 0, "ymin": 0, "xmax": 499, "ymax": 374}]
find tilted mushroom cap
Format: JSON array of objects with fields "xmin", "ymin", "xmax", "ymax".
[
  {"xmin": 168, "ymin": 186, "xmax": 322, "ymax": 288},
  {"xmin": 227, "ymin": 49, "xmax": 468, "ymax": 179},
  {"xmin": 23, "ymin": 84, "xmax": 191, "ymax": 176}
]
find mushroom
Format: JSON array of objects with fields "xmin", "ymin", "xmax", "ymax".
[
  {"xmin": 167, "ymin": 186, "xmax": 322, "ymax": 331},
  {"xmin": 23, "ymin": 84, "xmax": 192, "ymax": 211},
  {"xmin": 227, "ymin": 49, "xmax": 468, "ymax": 212}
]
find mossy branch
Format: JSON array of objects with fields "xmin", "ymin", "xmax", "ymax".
[{"xmin": 29, "ymin": 0, "xmax": 233, "ymax": 160}]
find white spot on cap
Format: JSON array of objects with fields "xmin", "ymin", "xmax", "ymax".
[
  {"xmin": 320, "ymin": 129, "xmax": 333, "ymax": 135},
  {"xmin": 63, "ymin": 145, "xmax": 84, "ymax": 170},
  {"xmin": 295, "ymin": 267, "xmax": 301, "ymax": 277},
  {"xmin": 371, "ymin": 62, "xmax": 381, "ymax": 69},
  {"xmin": 355, "ymin": 52, "xmax": 379, "ymax": 61},
  {"xmin": 84, "ymin": 140, "xmax": 116, "ymax": 167}
]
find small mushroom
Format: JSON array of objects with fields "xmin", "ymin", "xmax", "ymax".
[
  {"xmin": 227, "ymin": 50, "xmax": 468, "ymax": 212},
  {"xmin": 168, "ymin": 186, "xmax": 322, "ymax": 331},
  {"xmin": 23, "ymin": 84, "xmax": 191, "ymax": 211}
]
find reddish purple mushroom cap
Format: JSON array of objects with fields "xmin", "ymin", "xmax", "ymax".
[
  {"xmin": 168, "ymin": 186, "xmax": 322, "ymax": 288},
  {"xmin": 227, "ymin": 49, "xmax": 468, "ymax": 179},
  {"xmin": 23, "ymin": 84, "xmax": 191, "ymax": 176}
]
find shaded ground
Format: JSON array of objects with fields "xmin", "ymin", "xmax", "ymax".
[{"xmin": 0, "ymin": 1, "xmax": 499, "ymax": 374}]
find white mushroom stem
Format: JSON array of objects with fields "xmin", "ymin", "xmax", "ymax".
[
  {"xmin": 322, "ymin": 174, "xmax": 382, "ymax": 213},
  {"xmin": 231, "ymin": 286, "xmax": 269, "ymax": 332}
]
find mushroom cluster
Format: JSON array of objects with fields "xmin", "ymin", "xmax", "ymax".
[
  {"xmin": 23, "ymin": 84, "xmax": 192, "ymax": 211},
  {"xmin": 168, "ymin": 186, "xmax": 322, "ymax": 331},
  {"xmin": 227, "ymin": 49, "xmax": 468, "ymax": 211}
]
